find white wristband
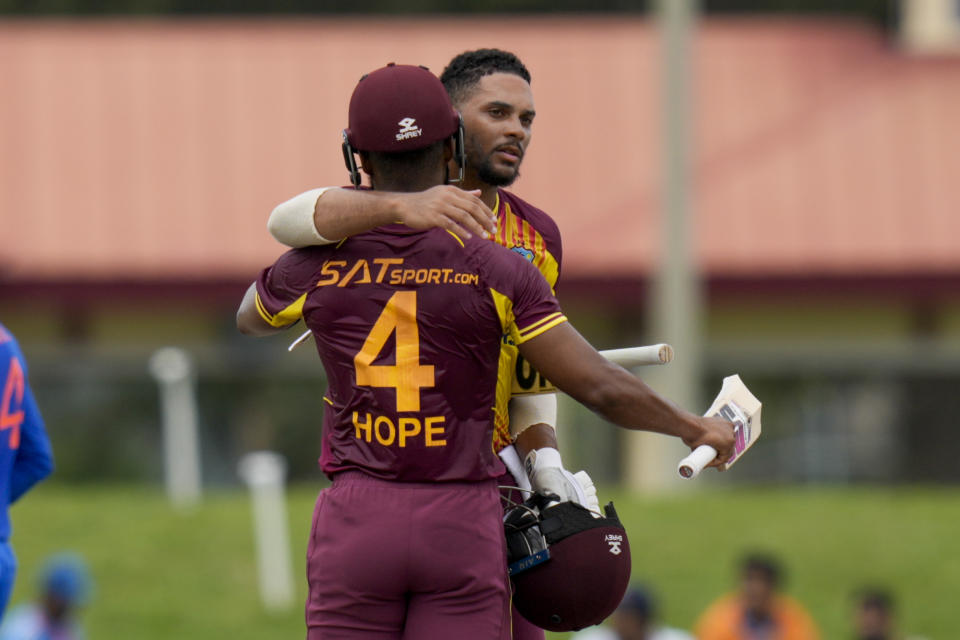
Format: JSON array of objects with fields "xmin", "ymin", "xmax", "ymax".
[{"xmin": 267, "ymin": 187, "xmax": 334, "ymax": 248}]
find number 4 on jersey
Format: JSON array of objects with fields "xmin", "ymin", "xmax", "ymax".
[
  {"xmin": 1, "ymin": 357, "xmax": 24, "ymax": 450},
  {"xmin": 354, "ymin": 291, "xmax": 435, "ymax": 412}
]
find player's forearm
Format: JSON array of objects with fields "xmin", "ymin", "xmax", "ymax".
[
  {"xmin": 268, "ymin": 187, "xmax": 401, "ymax": 247},
  {"xmin": 584, "ymin": 369, "xmax": 703, "ymax": 445},
  {"xmin": 509, "ymin": 392, "xmax": 558, "ymax": 457},
  {"xmin": 311, "ymin": 188, "xmax": 405, "ymax": 242},
  {"xmin": 514, "ymin": 423, "xmax": 559, "ymax": 461}
]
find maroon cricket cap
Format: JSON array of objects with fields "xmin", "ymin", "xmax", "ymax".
[{"xmin": 345, "ymin": 63, "xmax": 460, "ymax": 153}]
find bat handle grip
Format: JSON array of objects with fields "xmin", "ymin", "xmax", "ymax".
[{"xmin": 677, "ymin": 445, "xmax": 717, "ymax": 479}]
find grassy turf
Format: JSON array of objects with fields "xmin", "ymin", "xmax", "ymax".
[{"xmin": 5, "ymin": 483, "xmax": 958, "ymax": 638}]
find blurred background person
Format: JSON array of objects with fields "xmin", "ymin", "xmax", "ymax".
[
  {"xmin": 852, "ymin": 587, "xmax": 928, "ymax": 640},
  {"xmin": 571, "ymin": 585, "xmax": 693, "ymax": 640},
  {"xmin": 853, "ymin": 588, "xmax": 895, "ymax": 640},
  {"xmin": 0, "ymin": 325, "xmax": 54, "ymax": 616},
  {"xmin": 694, "ymin": 553, "xmax": 820, "ymax": 640},
  {"xmin": 0, "ymin": 553, "xmax": 92, "ymax": 640}
]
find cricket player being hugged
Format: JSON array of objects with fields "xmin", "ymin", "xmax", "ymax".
[
  {"xmin": 238, "ymin": 63, "xmax": 734, "ymax": 640},
  {"xmin": 267, "ymin": 53, "xmax": 598, "ymax": 632}
]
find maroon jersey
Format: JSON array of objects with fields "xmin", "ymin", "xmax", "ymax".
[
  {"xmin": 489, "ymin": 189, "xmax": 565, "ymax": 451},
  {"xmin": 255, "ymin": 225, "xmax": 567, "ymax": 483},
  {"xmin": 495, "ymin": 189, "xmax": 562, "ymax": 295}
]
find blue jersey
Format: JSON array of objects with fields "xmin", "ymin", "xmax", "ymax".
[{"xmin": 0, "ymin": 325, "xmax": 53, "ymax": 541}]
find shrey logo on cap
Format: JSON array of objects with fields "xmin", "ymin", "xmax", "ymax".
[
  {"xmin": 605, "ymin": 533, "xmax": 623, "ymax": 555},
  {"xmin": 396, "ymin": 117, "xmax": 423, "ymax": 141}
]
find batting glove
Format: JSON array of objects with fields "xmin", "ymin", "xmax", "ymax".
[{"xmin": 525, "ymin": 448, "xmax": 600, "ymax": 515}]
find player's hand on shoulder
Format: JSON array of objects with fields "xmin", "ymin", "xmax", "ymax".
[
  {"xmin": 691, "ymin": 415, "xmax": 736, "ymax": 470},
  {"xmin": 394, "ymin": 186, "xmax": 496, "ymax": 240}
]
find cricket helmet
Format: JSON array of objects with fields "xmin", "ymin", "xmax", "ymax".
[{"xmin": 504, "ymin": 494, "xmax": 631, "ymax": 632}]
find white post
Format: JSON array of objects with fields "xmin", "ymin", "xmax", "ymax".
[
  {"xmin": 631, "ymin": 0, "xmax": 704, "ymax": 493},
  {"xmin": 148, "ymin": 347, "xmax": 202, "ymax": 508},
  {"xmin": 238, "ymin": 451, "xmax": 295, "ymax": 612}
]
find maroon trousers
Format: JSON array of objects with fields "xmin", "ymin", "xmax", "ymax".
[{"xmin": 306, "ymin": 471, "xmax": 511, "ymax": 640}]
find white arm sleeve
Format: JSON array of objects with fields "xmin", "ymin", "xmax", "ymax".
[
  {"xmin": 266, "ymin": 187, "xmax": 334, "ymax": 248},
  {"xmin": 508, "ymin": 392, "xmax": 558, "ymax": 439}
]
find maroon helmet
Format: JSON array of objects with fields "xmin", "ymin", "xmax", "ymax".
[
  {"xmin": 505, "ymin": 496, "xmax": 632, "ymax": 632},
  {"xmin": 341, "ymin": 63, "xmax": 464, "ymax": 186}
]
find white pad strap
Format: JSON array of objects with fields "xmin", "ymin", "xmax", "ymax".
[
  {"xmin": 497, "ymin": 445, "xmax": 531, "ymax": 493},
  {"xmin": 267, "ymin": 187, "xmax": 334, "ymax": 248}
]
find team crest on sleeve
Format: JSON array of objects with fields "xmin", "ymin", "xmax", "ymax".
[{"xmin": 511, "ymin": 247, "xmax": 535, "ymax": 262}]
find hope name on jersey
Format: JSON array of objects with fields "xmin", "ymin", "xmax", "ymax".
[{"xmin": 254, "ymin": 225, "xmax": 567, "ymax": 483}]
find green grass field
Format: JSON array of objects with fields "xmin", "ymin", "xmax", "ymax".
[{"xmin": 6, "ymin": 483, "xmax": 959, "ymax": 638}]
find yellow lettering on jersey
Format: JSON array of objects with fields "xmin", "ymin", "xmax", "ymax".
[
  {"xmin": 374, "ymin": 415, "xmax": 395, "ymax": 445},
  {"xmin": 374, "ymin": 258, "xmax": 403, "ymax": 283},
  {"xmin": 425, "ymin": 416, "xmax": 446, "ymax": 447},
  {"xmin": 338, "ymin": 259, "xmax": 372, "ymax": 287},
  {"xmin": 453, "ymin": 272, "xmax": 479, "ymax": 285},
  {"xmin": 398, "ymin": 418, "xmax": 421, "ymax": 447},
  {"xmin": 354, "ymin": 411, "xmax": 372, "ymax": 441},
  {"xmin": 352, "ymin": 411, "xmax": 446, "ymax": 448},
  {"xmin": 354, "ymin": 291, "xmax": 434, "ymax": 412},
  {"xmin": 317, "ymin": 260, "xmax": 347, "ymax": 287}
]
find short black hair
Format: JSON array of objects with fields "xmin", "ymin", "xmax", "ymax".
[
  {"xmin": 440, "ymin": 49, "xmax": 531, "ymax": 105},
  {"xmin": 361, "ymin": 140, "xmax": 447, "ymax": 187},
  {"xmin": 740, "ymin": 553, "xmax": 782, "ymax": 588},
  {"xmin": 856, "ymin": 587, "xmax": 894, "ymax": 612}
]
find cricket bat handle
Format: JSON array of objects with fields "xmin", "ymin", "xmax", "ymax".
[
  {"xmin": 677, "ymin": 445, "xmax": 717, "ymax": 479},
  {"xmin": 599, "ymin": 344, "xmax": 674, "ymax": 367}
]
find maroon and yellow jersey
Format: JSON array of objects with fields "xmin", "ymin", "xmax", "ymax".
[
  {"xmin": 490, "ymin": 189, "xmax": 563, "ymax": 452},
  {"xmin": 254, "ymin": 225, "xmax": 567, "ymax": 483}
]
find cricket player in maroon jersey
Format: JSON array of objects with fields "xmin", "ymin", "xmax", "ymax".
[
  {"xmin": 267, "ymin": 60, "xmax": 591, "ymax": 640},
  {"xmin": 238, "ymin": 63, "xmax": 734, "ymax": 640}
]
